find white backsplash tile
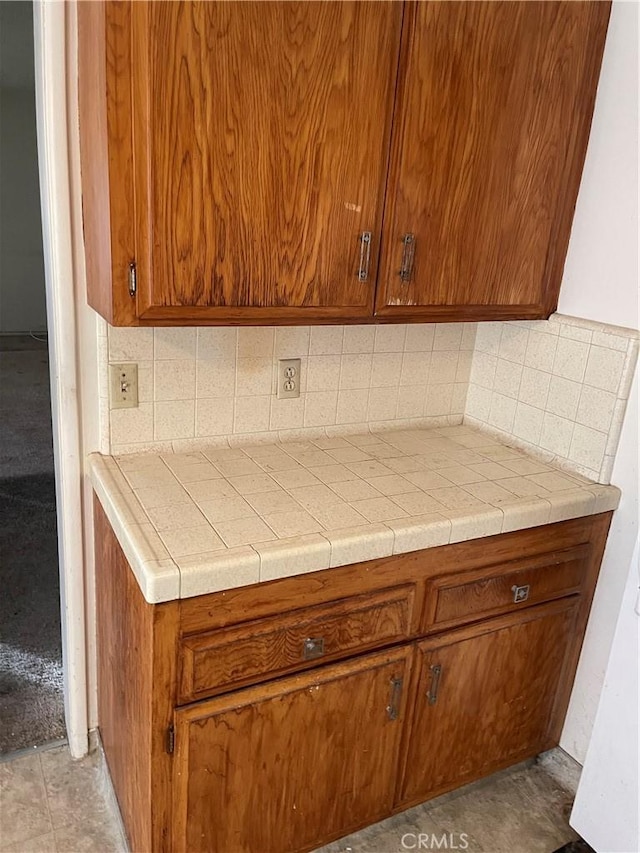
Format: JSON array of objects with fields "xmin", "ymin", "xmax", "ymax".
[
  {"xmin": 234, "ymin": 395, "xmax": 271, "ymax": 434},
  {"xmin": 374, "ymin": 324, "xmax": 406, "ymax": 353},
  {"xmin": 583, "ymin": 345, "xmax": 626, "ymax": 392},
  {"xmin": 103, "ymin": 322, "xmax": 475, "ymax": 450},
  {"xmin": 154, "ymin": 400, "xmax": 195, "ymax": 441},
  {"xmin": 498, "ymin": 324, "xmax": 529, "ymax": 364},
  {"xmin": 552, "ymin": 336, "xmax": 590, "ymax": 383},
  {"xmin": 154, "ymin": 328, "xmax": 196, "ymax": 360},
  {"xmin": 304, "ymin": 390, "xmax": 339, "ymax": 427},
  {"xmin": 154, "ymin": 359, "xmax": 195, "ymax": 401},
  {"xmin": 465, "ymin": 314, "xmax": 638, "ymax": 484},
  {"xmin": 237, "ymin": 326, "xmax": 274, "ymax": 358},
  {"xmin": 108, "ymin": 326, "xmax": 154, "ymax": 361},
  {"xmin": 343, "ymin": 325, "xmax": 376, "ymax": 354},
  {"xmin": 101, "ymin": 314, "xmax": 636, "ymax": 486},
  {"xmin": 309, "ymin": 325, "xmax": 344, "ymax": 355},
  {"xmin": 195, "ymin": 398, "xmax": 234, "ymax": 437},
  {"xmin": 197, "ymin": 327, "xmax": 237, "ymax": 359}
]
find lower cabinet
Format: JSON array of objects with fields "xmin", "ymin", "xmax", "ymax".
[
  {"xmin": 398, "ymin": 599, "xmax": 579, "ymax": 807},
  {"xmin": 171, "ymin": 648, "xmax": 412, "ymax": 853},
  {"xmin": 94, "ymin": 500, "xmax": 611, "ymax": 853}
]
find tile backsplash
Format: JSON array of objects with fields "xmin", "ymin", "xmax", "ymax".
[
  {"xmin": 465, "ymin": 314, "xmax": 638, "ymax": 484},
  {"xmin": 101, "ymin": 323, "xmax": 477, "ymax": 455},
  {"xmin": 98, "ymin": 314, "xmax": 638, "ymax": 486}
]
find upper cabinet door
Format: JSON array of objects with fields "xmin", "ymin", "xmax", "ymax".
[
  {"xmin": 375, "ymin": 1, "xmax": 610, "ymax": 322},
  {"xmin": 131, "ymin": 1, "xmax": 402, "ymax": 323}
]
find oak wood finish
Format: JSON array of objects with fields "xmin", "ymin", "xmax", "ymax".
[
  {"xmin": 172, "ymin": 647, "xmax": 412, "ymax": 853},
  {"xmin": 79, "ymin": 2, "xmax": 609, "ymax": 327},
  {"xmin": 178, "ymin": 584, "xmax": 414, "ymax": 703},
  {"xmin": 179, "ymin": 515, "xmax": 609, "ymax": 635},
  {"xmin": 78, "ymin": 1, "xmax": 137, "ymax": 326},
  {"xmin": 95, "ymin": 502, "xmax": 612, "ymax": 852},
  {"xmin": 545, "ymin": 508, "xmax": 612, "ymax": 746},
  {"xmin": 375, "ymin": 1, "xmax": 611, "ymax": 322},
  {"xmin": 94, "ymin": 498, "xmax": 178, "ymax": 852},
  {"xmin": 131, "ymin": 1, "xmax": 401, "ymax": 323},
  {"xmin": 397, "ymin": 598, "xmax": 579, "ymax": 807},
  {"xmin": 421, "ymin": 544, "xmax": 589, "ymax": 633}
]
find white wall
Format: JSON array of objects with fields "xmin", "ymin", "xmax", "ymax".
[
  {"xmin": 561, "ymin": 7, "xmax": 640, "ymax": 845},
  {"xmin": 0, "ymin": 1, "xmax": 47, "ymax": 334},
  {"xmin": 572, "ymin": 539, "xmax": 639, "ymax": 853},
  {"xmin": 556, "ymin": 0, "xmax": 639, "ymax": 773},
  {"xmin": 558, "ymin": 3, "xmax": 638, "ymax": 326}
]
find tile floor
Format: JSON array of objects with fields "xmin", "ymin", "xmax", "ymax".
[
  {"xmin": 0, "ymin": 743, "xmax": 126, "ymax": 852},
  {"xmin": 0, "ymin": 742, "xmax": 578, "ymax": 853},
  {"xmin": 316, "ymin": 759, "xmax": 578, "ymax": 853}
]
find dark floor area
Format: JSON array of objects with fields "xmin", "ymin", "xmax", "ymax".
[
  {"xmin": 552, "ymin": 841, "xmax": 595, "ymax": 853},
  {"xmin": 0, "ymin": 335, "xmax": 64, "ymax": 754}
]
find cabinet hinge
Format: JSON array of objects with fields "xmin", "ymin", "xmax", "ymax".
[
  {"xmin": 166, "ymin": 725, "xmax": 175, "ymax": 755},
  {"xmin": 128, "ymin": 261, "xmax": 137, "ymax": 297}
]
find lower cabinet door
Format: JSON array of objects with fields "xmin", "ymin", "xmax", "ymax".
[
  {"xmin": 398, "ymin": 598, "xmax": 579, "ymax": 807},
  {"xmin": 172, "ymin": 646, "xmax": 412, "ymax": 853}
]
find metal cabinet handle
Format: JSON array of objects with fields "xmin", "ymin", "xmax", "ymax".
[
  {"xmin": 511, "ymin": 584, "xmax": 530, "ymax": 603},
  {"xmin": 302, "ymin": 637, "xmax": 325, "ymax": 660},
  {"xmin": 357, "ymin": 231, "xmax": 372, "ymax": 282},
  {"xmin": 386, "ymin": 676, "xmax": 404, "ymax": 721},
  {"xmin": 398, "ymin": 233, "xmax": 415, "ymax": 283},
  {"xmin": 426, "ymin": 663, "xmax": 442, "ymax": 705}
]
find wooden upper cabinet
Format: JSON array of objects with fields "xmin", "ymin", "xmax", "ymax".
[
  {"xmin": 79, "ymin": 1, "xmax": 609, "ymax": 327},
  {"xmin": 375, "ymin": 1, "xmax": 610, "ymax": 322},
  {"xmin": 79, "ymin": 1, "xmax": 403, "ymax": 325}
]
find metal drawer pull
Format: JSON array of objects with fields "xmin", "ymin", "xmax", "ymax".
[
  {"xmin": 302, "ymin": 637, "xmax": 325, "ymax": 661},
  {"xmin": 426, "ymin": 664, "xmax": 442, "ymax": 705},
  {"xmin": 357, "ymin": 231, "xmax": 372, "ymax": 281},
  {"xmin": 398, "ymin": 233, "xmax": 415, "ymax": 283},
  {"xmin": 386, "ymin": 676, "xmax": 404, "ymax": 721},
  {"xmin": 511, "ymin": 584, "xmax": 530, "ymax": 603}
]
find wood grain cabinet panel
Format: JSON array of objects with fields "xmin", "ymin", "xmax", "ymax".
[
  {"xmin": 94, "ymin": 497, "xmax": 611, "ymax": 853},
  {"xmin": 421, "ymin": 544, "xmax": 589, "ymax": 632},
  {"xmin": 375, "ymin": 1, "xmax": 610, "ymax": 322},
  {"xmin": 172, "ymin": 648, "xmax": 412, "ymax": 853},
  {"xmin": 79, "ymin": 1, "xmax": 609, "ymax": 326},
  {"xmin": 398, "ymin": 598, "xmax": 580, "ymax": 809},
  {"xmin": 80, "ymin": 0, "xmax": 403, "ymax": 325},
  {"xmin": 178, "ymin": 584, "xmax": 415, "ymax": 703}
]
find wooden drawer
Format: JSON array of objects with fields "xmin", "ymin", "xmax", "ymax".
[
  {"xmin": 421, "ymin": 545, "xmax": 589, "ymax": 633},
  {"xmin": 178, "ymin": 584, "xmax": 415, "ymax": 703}
]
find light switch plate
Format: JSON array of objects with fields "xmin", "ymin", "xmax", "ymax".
[
  {"xmin": 109, "ymin": 363, "xmax": 139, "ymax": 409},
  {"xmin": 277, "ymin": 358, "xmax": 301, "ymax": 399}
]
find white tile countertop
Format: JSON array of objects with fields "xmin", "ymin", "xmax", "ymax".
[{"xmin": 89, "ymin": 425, "xmax": 620, "ymax": 603}]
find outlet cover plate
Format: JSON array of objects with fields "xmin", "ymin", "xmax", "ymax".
[
  {"xmin": 109, "ymin": 363, "xmax": 139, "ymax": 409},
  {"xmin": 277, "ymin": 358, "xmax": 301, "ymax": 399}
]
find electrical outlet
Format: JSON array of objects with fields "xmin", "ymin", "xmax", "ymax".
[
  {"xmin": 277, "ymin": 358, "xmax": 301, "ymax": 399},
  {"xmin": 109, "ymin": 363, "xmax": 139, "ymax": 409}
]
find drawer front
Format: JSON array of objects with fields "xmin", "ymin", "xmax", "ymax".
[
  {"xmin": 179, "ymin": 585, "xmax": 415, "ymax": 702},
  {"xmin": 422, "ymin": 545, "xmax": 589, "ymax": 632}
]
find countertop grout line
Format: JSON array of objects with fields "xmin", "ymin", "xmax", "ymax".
[{"xmin": 89, "ymin": 423, "xmax": 621, "ymax": 603}]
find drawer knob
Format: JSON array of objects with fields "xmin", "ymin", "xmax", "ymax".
[
  {"xmin": 511, "ymin": 584, "xmax": 530, "ymax": 603},
  {"xmin": 303, "ymin": 637, "xmax": 325, "ymax": 661}
]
